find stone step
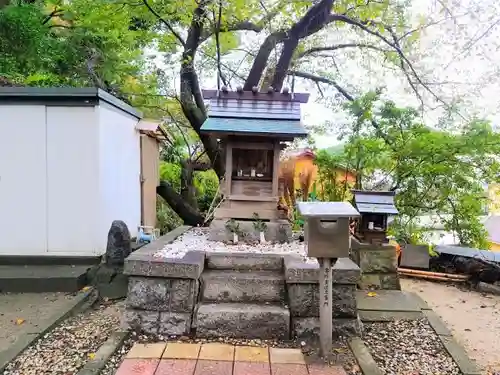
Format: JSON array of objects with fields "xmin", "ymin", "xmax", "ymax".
[
  {"xmin": 195, "ymin": 302, "xmax": 290, "ymax": 339},
  {"xmin": 201, "ymin": 270, "xmax": 285, "ymax": 303},
  {"xmin": 0, "ymin": 265, "xmax": 89, "ymax": 293},
  {"xmin": 206, "ymin": 252, "xmax": 283, "ymax": 271}
]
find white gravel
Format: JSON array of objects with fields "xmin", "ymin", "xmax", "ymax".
[
  {"xmin": 154, "ymin": 227, "xmax": 318, "ymax": 264},
  {"xmin": 3, "ymin": 301, "xmax": 123, "ymax": 375},
  {"xmin": 363, "ymin": 319, "xmax": 460, "ymax": 375}
]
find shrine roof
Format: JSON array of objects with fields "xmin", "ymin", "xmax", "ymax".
[
  {"xmin": 200, "ymin": 117, "xmax": 307, "ymax": 138},
  {"xmin": 352, "ymin": 190, "xmax": 399, "ymax": 215}
]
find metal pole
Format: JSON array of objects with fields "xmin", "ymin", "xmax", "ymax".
[{"xmin": 319, "ymin": 257, "xmax": 335, "ymax": 358}]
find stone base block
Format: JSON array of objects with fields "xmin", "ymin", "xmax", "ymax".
[
  {"xmin": 202, "ymin": 270, "xmax": 285, "ymax": 303},
  {"xmin": 292, "ymin": 316, "xmax": 363, "ymax": 339},
  {"xmin": 195, "ymin": 302, "xmax": 290, "ymax": 339},
  {"xmin": 123, "ymin": 309, "xmax": 191, "ymax": 336},
  {"xmin": 208, "ymin": 219, "xmax": 292, "ymax": 243},
  {"xmin": 287, "ymin": 283, "xmax": 357, "ymax": 318},
  {"xmin": 126, "ymin": 277, "xmax": 199, "ymax": 312},
  {"xmin": 359, "ymin": 273, "xmax": 401, "ymax": 290}
]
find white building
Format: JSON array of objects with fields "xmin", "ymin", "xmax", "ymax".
[{"xmin": 0, "ymin": 87, "xmax": 161, "ymax": 258}]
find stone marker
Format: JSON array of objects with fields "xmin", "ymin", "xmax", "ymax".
[
  {"xmin": 106, "ymin": 220, "xmax": 132, "ymax": 266},
  {"xmin": 297, "ymin": 201, "xmax": 360, "ymax": 358}
]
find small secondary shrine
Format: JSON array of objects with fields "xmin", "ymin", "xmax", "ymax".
[
  {"xmin": 200, "ymin": 87, "xmax": 309, "ymax": 241},
  {"xmin": 351, "ymin": 190, "xmax": 398, "ymax": 244}
]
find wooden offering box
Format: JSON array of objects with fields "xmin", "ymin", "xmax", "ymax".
[{"xmin": 201, "ymin": 89, "xmax": 309, "ymax": 221}]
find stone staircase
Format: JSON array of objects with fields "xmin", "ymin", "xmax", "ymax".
[{"xmin": 194, "ymin": 253, "xmax": 291, "ymax": 339}]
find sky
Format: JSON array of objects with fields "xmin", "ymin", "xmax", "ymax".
[{"xmin": 303, "ymin": 0, "xmax": 500, "ymax": 148}]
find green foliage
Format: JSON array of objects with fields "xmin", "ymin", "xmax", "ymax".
[
  {"xmin": 338, "ymin": 92, "xmax": 500, "ymax": 249},
  {"xmin": 314, "ymin": 149, "xmax": 354, "ymax": 202},
  {"xmin": 156, "ymin": 197, "xmax": 182, "ymax": 234},
  {"xmin": 194, "ymin": 170, "xmax": 219, "ymax": 213},
  {"xmin": 225, "ymin": 219, "xmax": 242, "ymax": 235},
  {"xmin": 252, "ymin": 213, "xmax": 267, "ymax": 232}
]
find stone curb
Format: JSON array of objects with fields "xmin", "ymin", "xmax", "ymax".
[
  {"xmin": 76, "ymin": 331, "xmax": 129, "ymax": 375},
  {"xmin": 0, "ymin": 287, "xmax": 98, "ymax": 372},
  {"xmin": 124, "ymin": 226, "xmax": 206, "ymax": 279},
  {"xmin": 348, "ymin": 337, "xmax": 383, "ymax": 375},
  {"xmin": 424, "ymin": 310, "xmax": 481, "ymax": 375}
]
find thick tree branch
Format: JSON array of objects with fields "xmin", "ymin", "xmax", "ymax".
[
  {"xmin": 243, "ymin": 30, "xmax": 287, "ymax": 90},
  {"xmin": 270, "ymin": 0, "xmax": 336, "ymax": 90},
  {"xmin": 297, "ymin": 43, "xmax": 388, "ymax": 59}
]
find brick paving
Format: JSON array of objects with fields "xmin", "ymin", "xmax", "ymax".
[{"xmin": 115, "ymin": 342, "xmax": 347, "ymax": 375}]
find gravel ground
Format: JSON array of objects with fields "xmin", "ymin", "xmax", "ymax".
[
  {"xmin": 363, "ymin": 319, "xmax": 460, "ymax": 375},
  {"xmin": 101, "ymin": 332, "xmax": 361, "ymax": 375},
  {"xmin": 155, "ymin": 227, "xmax": 316, "ymax": 263},
  {"xmin": 3, "ymin": 300, "xmax": 124, "ymax": 375},
  {"xmin": 0, "ymin": 292, "xmax": 77, "ymax": 351},
  {"xmin": 402, "ymin": 278, "xmax": 500, "ymax": 374}
]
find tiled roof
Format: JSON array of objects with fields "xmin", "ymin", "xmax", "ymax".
[{"xmin": 200, "ymin": 117, "xmax": 307, "ymax": 137}]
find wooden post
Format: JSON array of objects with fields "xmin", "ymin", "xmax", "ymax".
[
  {"xmin": 319, "ymin": 257, "xmax": 337, "ymax": 358},
  {"xmin": 271, "ymin": 140, "xmax": 280, "ymax": 198},
  {"xmin": 225, "ymin": 140, "xmax": 232, "ymax": 197}
]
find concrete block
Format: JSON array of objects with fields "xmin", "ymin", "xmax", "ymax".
[
  {"xmin": 126, "ymin": 277, "xmax": 198, "ymax": 312},
  {"xmin": 196, "ymin": 303, "xmax": 290, "ymax": 340},
  {"xmin": 287, "ymin": 284, "xmax": 357, "ymax": 318},
  {"xmin": 206, "ymin": 252, "xmax": 283, "ymax": 271},
  {"xmin": 359, "ymin": 247, "xmax": 398, "ymax": 273},
  {"xmin": 358, "ymin": 273, "xmax": 400, "ymax": 290},
  {"xmin": 124, "ymin": 248, "xmax": 205, "ymax": 279},
  {"xmin": 284, "ymin": 256, "xmax": 360, "ymax": 284},
  {"xmin": 123, "ymin": 309, "xmax": 159, "ymax": 335},
  {"xmin": 208, "ymin": 219, "xmax": 292, "ymax": 243},
  {"xmin": 158, "ymin": 312, "xmax": 192, "ymax": 336},
  {"xmin": 202, "ymin": 270, "xmax": 284, "ymax": 303}
]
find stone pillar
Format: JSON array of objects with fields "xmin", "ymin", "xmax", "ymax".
[
  {"xmin": 123, "ymin": 232, "xmax": 204, "ymax": 336},
  {"xmin": 351, "ymin": 238, "xmax": 400, "ymax": 290},
  {"xmin": 284, "ymin": 256, "xmax": 363, "ymax": 339}
]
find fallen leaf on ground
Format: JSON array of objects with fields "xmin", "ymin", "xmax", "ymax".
[
  {"xmin": 367, "ymin": 292, "xmax": 377, "ymax": 297},
  {"xmin": 15, "ymin": 318, "xmax": 25, "ymax": 325},
  {"xmin": 88, "ymin": 353, "xmax": 96, "ymax": 360}
]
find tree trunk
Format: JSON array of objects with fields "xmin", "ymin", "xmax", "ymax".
[
  {"xmin": 157, "ymin": 181, "xmax": 204, "ymax": 226},
  {"xmin": 180, "ymin": 160, "xmax": 198, "ymax": 210}
]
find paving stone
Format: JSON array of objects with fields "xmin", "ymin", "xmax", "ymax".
[
  {"xmin": 234, "ymin": 361, "xmax": 271, "ymax": 375},
  {"xmin": 269, "ymin": 347, "xmax": 305, "ymax": 364},
  {"xmin": 356, "ymin": 290, "xmax": 421, "ymax": 312},
  {"xmin": 271, "ymin": 363, "xmax": 308, "ymax": 375},
  {"xmin": 194, "ymin": 360, "xmax": 233, "ymax": 375},
  {"xmin": 234, "ymin": 346, "xmax": 269, "ymax": 362},
  {"xmin": 115, "ymin": 359, "xmax": 159, "ymax": 375},
  {"xmin": 308, "ymin": 364, "xmax": 348, "ymax": 375},
  {"xmin": 198, "ymin": 343, "xmax": 235, "ymax": 361},
  {"xmin": 155, "ymin": 359, "xmax": 197, "ymax": 375},
  {"xmin": 163, "ymin": 343, "xmax": 201, "ymax": 359},
  {"xmin": 126, "ymin": 343, "xmax": 166, "ymax": 359}
]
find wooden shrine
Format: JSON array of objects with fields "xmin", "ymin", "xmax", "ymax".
[
  {"xmin": 351, "ymin": 190, "xmax": 398, "ymax": 244},
  {"xmin": 200, "ymin": 88, "xmax": 309, "ymax": 224}
]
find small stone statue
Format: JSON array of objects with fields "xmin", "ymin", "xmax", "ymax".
[{"xmin": 105, "ymin": 220, "xmax": 132, "ymax": 266}]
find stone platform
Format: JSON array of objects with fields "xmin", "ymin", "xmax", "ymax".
[{"xmin": 123, "ymin": 228, "xmax": 362, "ymax": 340}]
